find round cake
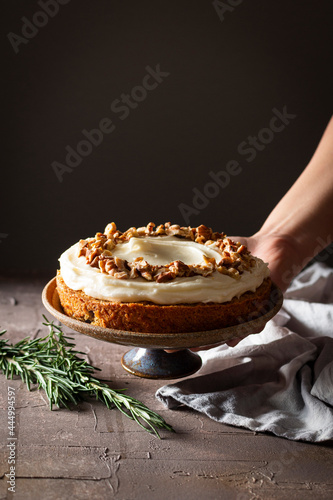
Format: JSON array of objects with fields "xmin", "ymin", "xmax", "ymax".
[{"xmin": 56, "ymin": 222, "xmax": 271, "ymax": 333}]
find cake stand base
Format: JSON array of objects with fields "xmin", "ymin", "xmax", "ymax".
[{"xmin": 121, "ymin": 348, "xmax": 202, "ymax": 379}]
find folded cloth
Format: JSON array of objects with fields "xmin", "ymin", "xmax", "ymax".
[{"xmin": 156, "ymin": 262, "xmax": 333, "ymax": 442}]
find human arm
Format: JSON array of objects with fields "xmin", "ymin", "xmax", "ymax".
[
  {"xmin": 248, "ymin": 115, "xmax": 333, "ymax": 292},
  {"xmin": 194, "ymin": 116, "xmax": 333, "ymax": 350}
]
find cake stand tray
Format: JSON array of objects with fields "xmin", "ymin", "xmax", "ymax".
[{"xmin": 42, "ymin": 278, "xmax": 283, "ymax": 379}]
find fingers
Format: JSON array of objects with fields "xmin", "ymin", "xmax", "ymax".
[
  {"xmin": 190, "ymin": 341, "xmax": 225, "ymax": 352},
  {"xmin": 190, "ymin": 326, "xmax": 265, "ymax": 351}
]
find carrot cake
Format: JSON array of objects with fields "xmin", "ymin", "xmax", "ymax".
[{"xmin": 56, "ymin": 222, "xmax": 271, "ymax": 333}]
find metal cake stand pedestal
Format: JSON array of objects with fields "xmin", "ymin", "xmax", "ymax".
[{"xmin": 42, "ymin": 278, "xmax": 283, "ymax": 380}]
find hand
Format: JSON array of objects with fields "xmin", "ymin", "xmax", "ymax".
[
  {"xmin": 191, "ymin": 231, "xmax": 299, "ymax": 350},
  {"xmin": 233, "ymin": 231, "xmax": 300, "ymax": 293}
]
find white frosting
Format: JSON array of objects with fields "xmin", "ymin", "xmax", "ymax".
[
  {"xmin": 59, "ymin": 236, "xmax": 270, "ymax": 305},
  {"xmin": 111, "ymin": 236, "xmax": 222, "ymax": 265}
]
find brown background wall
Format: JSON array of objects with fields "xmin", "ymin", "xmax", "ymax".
[{"xmin": 1, "ymin": 0, "xmax": 332, "ymax": 274}]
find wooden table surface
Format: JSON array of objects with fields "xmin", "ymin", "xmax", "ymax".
[{"xmin": 1, "ymin": 276, "xmax": 333, "ymax": 500}]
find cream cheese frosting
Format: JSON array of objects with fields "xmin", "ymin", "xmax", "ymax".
[
  {"xmin": 111, "ymin": 236, "xmax": 222, "ymax": 265},
  {"xmin": 59, "ymin": 236, "xmax": 270, "ymax": 305}
]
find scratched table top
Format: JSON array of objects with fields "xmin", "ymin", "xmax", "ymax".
[{"xmin": 1, "ymin": 276, "xmax": 333, "ymax": 500}]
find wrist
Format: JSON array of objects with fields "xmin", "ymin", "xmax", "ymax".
[
  {"xmin": 257, "ymin": 223, "xmax": 332, "ymax": 267},
  {"xmin": 252, "ymin": 229, "xmax": 307, "ymax": 291}
]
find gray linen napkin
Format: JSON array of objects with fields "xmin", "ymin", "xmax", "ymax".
[{"xmin": 156, "ymin": 262, "xmax": 333, "ymax": 442}]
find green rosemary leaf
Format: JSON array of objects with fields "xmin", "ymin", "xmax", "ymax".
[{"xmin": 0, "ymin": 318, "xmax": 174, "ymax": 437}]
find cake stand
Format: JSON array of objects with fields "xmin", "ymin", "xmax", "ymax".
[{"xmin": 42, "ymin": 278, "xmax": 283, "ymax": 380}]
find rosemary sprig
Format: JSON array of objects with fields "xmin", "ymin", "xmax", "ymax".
[{"xmin": 0, "ymin": 317, "xmax": 174, "ymax": 438}]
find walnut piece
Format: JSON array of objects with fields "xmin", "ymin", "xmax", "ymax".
[{"xmin": 77, "ymin": 222, "xmax": 254, "ymax": 282}]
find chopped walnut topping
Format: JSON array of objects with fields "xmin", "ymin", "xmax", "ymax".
[
  {"xmin": 104, "ymin": 222, "xmax": 117, "ymax": 237},
  {"xmin": 78, "ymin": 222, "xmax": 255, "ymax": 282}
]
